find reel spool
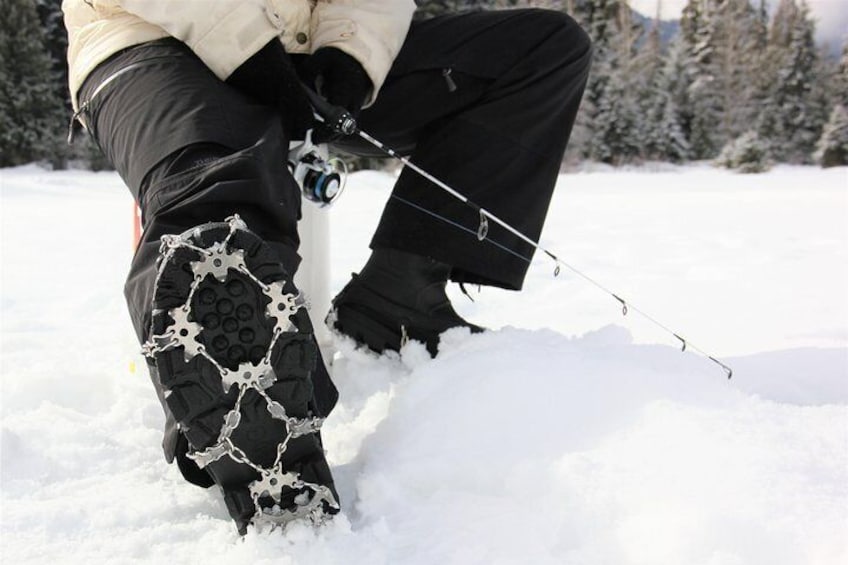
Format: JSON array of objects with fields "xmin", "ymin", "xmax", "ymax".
[{"xmin": 288, "ymin": 130, "xmax": 347, "ymax": 207}]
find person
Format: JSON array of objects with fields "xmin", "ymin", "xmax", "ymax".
[{"xmin": 63, "ymin": 0, "xmax": 591, "ymax": 534}]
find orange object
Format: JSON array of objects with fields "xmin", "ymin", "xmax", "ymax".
[{"xmin": 132, "ymin": 202, "xmax": 141, "ymax": 250}]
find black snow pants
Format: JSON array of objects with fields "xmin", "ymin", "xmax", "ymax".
[{"xmin": 77, "ymin": 9, "xmax": 591, "ymax": 479}]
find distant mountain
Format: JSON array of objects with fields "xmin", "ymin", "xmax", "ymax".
[
  {"xmin": 630, "ymin": 5, "xmax": 844, "ymax": 58},
  {"xmin": 631, "ymin": 9, "xmax": 680, "ymax": 46}
]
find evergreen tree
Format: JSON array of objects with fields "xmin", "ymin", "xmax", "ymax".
[
  {"xmin": 576, "ymin": 0, "xmax": 642, "ymax": 164},
  {"xmin": 758, "ymin": 0, "xmax": 823, "ymax": 163},
  {"xmin": 587, "ymin": 67, "xmax": 641, "ymax": 163},
  {"xmin": 680, "ymin": 0, "xmax": 722, "ymax": 159},
  {"xmin": 414, "ymin": 0, "xmax": 496, "ymax": 18},
  {"xmin": 36, "ymin": 0, "xmax": 72, "ymax": 168},
  {"xmin": 716, "ymin": 129, "xmax": 772, "ymax": 172},
  {"xmin": 492, "ymin": 0, "xmax": 537, "ymax": 6},
  {"xmin": 36, "ymin": 0, "xmax": 69, "ymax": 109},
  {"xmin": 831, "ymin": 41, "xmax": 848, "ymax": 108},
  {"xmin": 0, "ymin": 0, "xmax": 65, "ymax": 167},
  {"xmin": 633, "ymin": 9, "xmax": 664, "ymax": 158},
  {"xmin": 643, "ymin": 35, "xmax": 691, "ymax": 161},
  {"xmin": 813, "ymin": 104, "xmax": 848, "ymax": 167},
  {"xmin": 746, "ymin": 0, "xmax": 772, "ymax": 126},
  {"xmin": 415, "ymin": 0, "xmax": 561, "ymax": 17},
  {"xmin": 715, "ymin": 0, "xmax": 765, "ymax": 143}
]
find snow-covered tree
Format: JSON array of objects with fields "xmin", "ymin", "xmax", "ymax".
[
  {"xmin": 35, "ymin": 0, "xmax": 74, "ymax": 168},
  {"xmin": 679, "ymin": 0, "xmax": 723, "ymax": 158},
  {"xmin": 758, "ymin": 0, "xmax": 825, "ymax": 163},
  {"xmin": 829, "ymin": 41, "xmax": 848, "ymax": 109},
  {"xmin": 716, "ymin": 130, "xmax": 772, "ymax": 172},
  {"xmin": 36, "ymin": 0, "xmax": 69, "ymax": 103},
  {"xmin": 642, "ymin": 35, "xmax": 691, "ymax": 161},
  {"xmin": 813, "ymin": 104, "xmax": 848, "ymax": 167},
  {"xmin": 414, "ymin": 0, "xmax": 490, "ymax": 17},
  {"xmin": 574, "ymin": 0, "xmax": 643, "ymax": 164},
  {"xmin": 630, "ymin": 4, "xmax": 661, "ymax": 157},
  {"xmin": 0, "ymin": 0, "xmax": 65, "ymax": 167},
  {"xmin": 678, "ymin": 0, "xmax": 767, "ymax": 159},
  {"xmin": 715, "ymin": 0, "xmax": 766, "ymax": 142},
  {"xmin": 415, "ymin": 0, "xmax": 560, "ymax": 17}
]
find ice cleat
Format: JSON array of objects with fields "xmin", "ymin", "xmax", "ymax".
[{"xmin": 142, "ymin": 216, "xmax": 339, "ymax": 534}]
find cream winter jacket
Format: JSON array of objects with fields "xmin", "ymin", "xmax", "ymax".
[{"xmin": 62, "ymin": 0, "xmax": 417, "ymax": 110}]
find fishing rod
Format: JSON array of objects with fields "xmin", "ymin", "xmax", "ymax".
[{"xmin": 301, "ymin": 87, "xmax": 733, "ymax": 379}]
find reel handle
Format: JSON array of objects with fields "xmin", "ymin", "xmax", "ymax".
[{"xmin": 301, "ymin": 84, "xmax": 358, "ymax": 137}]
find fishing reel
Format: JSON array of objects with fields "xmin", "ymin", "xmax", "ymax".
[{"xmin": 288, "ymin": 130, "xmax": 347, "ymax": 207}]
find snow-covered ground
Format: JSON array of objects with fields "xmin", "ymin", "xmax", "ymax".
[{"xmin": 1, "ymin": 163, "xmax": 846, "ymax": 564}]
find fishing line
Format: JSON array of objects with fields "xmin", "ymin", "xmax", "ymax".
[{"xmin": 303, "ymin": 88, "xmax": 733, "ymax": 379}]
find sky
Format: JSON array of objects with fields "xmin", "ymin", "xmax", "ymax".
[{"xmin": 629, "ymin": 0, "xmax": 847, "ymax": 48}]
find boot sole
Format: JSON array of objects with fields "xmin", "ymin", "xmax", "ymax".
[{"xmin": 147, "ymin": 218, "xmax": 338, "ymax": 533}]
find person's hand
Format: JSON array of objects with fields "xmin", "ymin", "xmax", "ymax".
[
  {"xmin": 226, "ymin": 40, "xmax": 314, "ymax": 139},
  {"xmin": 303, "ymin": 47, "xmax": 371, "ymax": 115},
  {"xmin": 302, "ymin": 48, "xmax": 371, "ymax": 141}
]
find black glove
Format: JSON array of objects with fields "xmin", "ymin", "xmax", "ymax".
[
  {"xmin": 226, "ymin": 40, "xmax": 314, "ymax": 139},
  {"xmin": 303, "ymin": 47, "xmax": 371, "ymax": 114},
  {"xmin": 302, "ymin": 47, "xmax": 371, "ymax": 141}
]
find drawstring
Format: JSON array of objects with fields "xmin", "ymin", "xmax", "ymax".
[{"xmin": 457, "ymin": 281, "xmax": 479, "ymax": 303}]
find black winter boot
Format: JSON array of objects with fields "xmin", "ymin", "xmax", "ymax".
[
  {"xmin": 143, "ymin": 216, "xmax": 339, "ymax": 534},
  {"xmin": 327, "ymin": 248, "xmax": 484, "ymax": 356}
]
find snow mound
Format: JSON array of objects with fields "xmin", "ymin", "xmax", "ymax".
[
  {"xmin": 323, "ymin": 327, "xmax": 847, "ymax": 565},
  {"xmin": 3, "ymin": 326, "xmax": 845, "ymax": 564}
]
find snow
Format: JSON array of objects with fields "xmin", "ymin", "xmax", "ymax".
[{"xmin": 1, "ymin": 163, "xmax": 847, "ymax": 564}]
